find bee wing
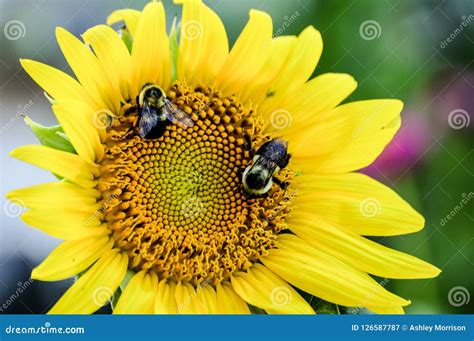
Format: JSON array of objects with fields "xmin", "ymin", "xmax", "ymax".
[
  {"xmin": 163, "ymin": 99, "xmax": 194, "ymax": 128},
  {"xmin": 138, "ymin": 101, "xmax": 159, "ymax": 137}
]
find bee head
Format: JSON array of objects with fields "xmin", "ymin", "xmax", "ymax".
[
  {"xmin": 242, "ymin": 159, "xmax": 274, "ymax": 195},
  {"xmin": 138, "ymin": 83, "xmax": 166, "ymax": 107}
]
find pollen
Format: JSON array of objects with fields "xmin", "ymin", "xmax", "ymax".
[{"xmin": 97, "ymin": 83, "xmax": 294, "ymax": 286}]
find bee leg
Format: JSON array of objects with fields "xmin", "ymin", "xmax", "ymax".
[{"xmin": 272, "ymin": 177, "xmax": 288, "ymax": 190}]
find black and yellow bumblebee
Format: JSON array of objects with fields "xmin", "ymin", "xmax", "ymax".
[
  {"xmin": 136, "ymin": 83, "xmax": 194, "ymax": 139},
  {"xmin": 242, "ymin": 138, "xmax": 291, "ymax": 196}
]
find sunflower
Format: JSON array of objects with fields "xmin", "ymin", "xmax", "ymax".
[{"xmin": 7, "ymin": 0, "xmax": 440, "ymax": 314}]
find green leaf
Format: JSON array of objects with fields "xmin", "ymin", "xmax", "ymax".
[
  {"xmin": 119, "ymin": 27, "xmax": 133, "ymax": 53},
  {"xmin": 169, "ymin": 16, "xmax": 179, "ymax": 82},
  {"xmin": 24, "ymin": 116, "xmax": 76, "ymax": 154},
  {"xmin": 119, "ymin": 270, "xmax": 135, "ymax": 292}
]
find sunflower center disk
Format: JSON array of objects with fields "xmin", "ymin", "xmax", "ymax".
[{"xmin": 98, "ymin": 84, "xmax": 293, "ymax": 286}]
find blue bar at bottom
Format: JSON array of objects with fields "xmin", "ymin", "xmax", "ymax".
[{"xmin": 0, "ymin": 314, "xmax": 473, "ymax": 340}]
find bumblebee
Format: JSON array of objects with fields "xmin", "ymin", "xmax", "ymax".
[
  {"xmin": 136, "ymin": 83, "xmax": 194, "ymax": 139},
  {"xmin": 242, "ymin": 138, "xmax": 291, "ymax": 196}
]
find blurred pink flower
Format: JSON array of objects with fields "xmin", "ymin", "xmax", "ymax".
[{"xmin": 362, "ymin": 113, "xmax": 432, "ymax": 180}]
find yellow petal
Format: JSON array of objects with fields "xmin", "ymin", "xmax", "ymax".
[
  {"xmin": 114, "ymin": 271, "xmax": 157, "ymax": 314},
  {"xmin": 155, "ymin": 280, "xmax": 178, "ymax": 314},
  {"xmin": 288, "ymin": 215, "xmax": 440, "ymax": 279},
  {"xmin": 216, "ymin": 282, "xmax": 250, "ymax": 314},
  {"xmin": 215, "ymin": 9, "xmax": 272, "ymax": 97},
  {"xmin": 176, "ymin": 0, "xmax": 228, "ymax": 85},
  {"xmin": 21, "ymin": 210, "xmax": 109, "ymax": 240},
  {"xmin": 291, "ymin": 100, "xmax": 403, "ymax": 173},
  {"xmin": 56, "ymin": 27, "xmax": 120, "ymax": 112},
  {"xmin": 262, "ymin": 73, "xmax": 357, "ymax": 134},
  {"xmin": 131, "ymin": 2, "xmax": 170, "ymax": 97},
  {"xmin": 10, "ymin": 145, "xmax": 98, "ymax": 188},
  {"xmin": 265, "ymin": 26, "xmax": 322, "ymax": 97},
  {"xmin": 292, "ymin": 172, "xmax": 425, "ymax": 236},
  {"xmin": 175, "ymin": 282, "xmax": 206, "ymax": 314},
  {"xmin": 263, "ymin": 234, "xmax": 410, "ymax": 308},
  {"xmin": 53, "ymin": 102, "xmax": 104, "ymax": 163},
  {"xmin": 83, "ymin": 25, "xmax": 132, "ymax": 101},
  {"xmin": 107, "ymin": 9, "xmax": 141, "ymax": 36},
  {"xmin": 32, "ymin": 236, "xmax": 113, "ymax": 281},
  {"xmin": 231, "ymin": 263, "xmax": 315, "ymax": 314},
  {"xmin": 20, "ymin": 59, "xmax": 93, "ymax": 107},
  {"xmin": 6, "ymin": 182, "xmax": 99, "ymax": 211},
  {"xmin": 368, "ymin": 305, "xmax": 405, "ymax": 314},
  {"xmin": 240, "ymin": 36, "xmax": 297, "ymax": 105},
  {"xmin": 49, "ymin": 249, "xmax": 128, "ymax": 314},
  {"xmin": 197, "ymin": 284, "xmax": 219, "ymax": 314}
]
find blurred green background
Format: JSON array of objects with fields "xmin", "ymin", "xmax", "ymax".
[{"xmin": 0, "ymin": 0, "xmax": 472, "ymax": 314}]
